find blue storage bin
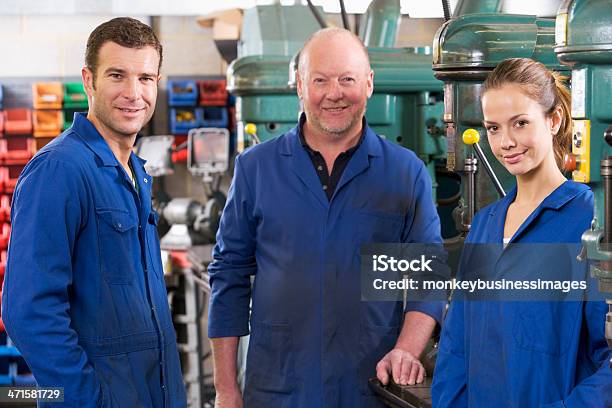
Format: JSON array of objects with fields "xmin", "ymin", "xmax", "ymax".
[
  {"xmin": 169, "ymin": 107, "xmax": 200, "ymax": 134},
  {"xmin": 168, "ymin": 80, "xmax": 198, "ymax": 107},
  {"xmin": 200, "ymin": 107, "xmax": 229, "ymax": 128},
  {"xmin": 0, "ymin": 85, "xmax": 3, "ymax": 110},
  {"xmin": 0, "ymin": 333, "xmax": 33, "ymax": 386}
]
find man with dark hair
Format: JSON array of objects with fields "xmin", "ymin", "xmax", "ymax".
[
  {"xmin": 208, "ymin": 28, "xmax": 443, "ymax": 407},
  {"xmin": 2, "ymin": 17, "xmax": 187, "ymax": 407}
]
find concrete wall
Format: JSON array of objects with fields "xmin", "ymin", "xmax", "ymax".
[
  {"xmin": 0, "ymin": 15, "xmax": 223, "ymax": 77},
  {"xmin": 0, "ymin": 14, "xmax": 442, "ymax": 78}
]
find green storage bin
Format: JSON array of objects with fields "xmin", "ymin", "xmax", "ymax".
[{"xmin": 63, "ymin": 82, "xmax": 88, "ymax": 109}]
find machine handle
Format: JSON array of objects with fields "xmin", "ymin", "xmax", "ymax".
[{"xmin": 462, "ymin": 128, "xmax": 506, "ymax": 197}]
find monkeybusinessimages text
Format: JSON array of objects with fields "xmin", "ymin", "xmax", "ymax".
[{"xmin": 370, "ymin": 254, "xmax": 587, "ymax": 294}]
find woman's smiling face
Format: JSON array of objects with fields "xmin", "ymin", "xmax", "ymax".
[{"xmin": 482, "ymin": 83, "xmax": 562, "ymax": 176}]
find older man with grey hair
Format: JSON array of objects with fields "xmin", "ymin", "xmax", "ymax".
[{"xmin": 208, "ymin": 28, "xmax": 443, "ymax": 408}]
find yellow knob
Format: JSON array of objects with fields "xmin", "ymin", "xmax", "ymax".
[
  {"xmin": 244, "ymin": 123, "xmax": 257, "ymax": 135},
  {"xmin": 462, "ymin": 128, "xmax": 480, "ymax": 145}
]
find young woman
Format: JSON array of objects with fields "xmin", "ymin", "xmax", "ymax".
[{"xmin": 431, "ymin": 58, "xmax": 611, "ymax": 407}]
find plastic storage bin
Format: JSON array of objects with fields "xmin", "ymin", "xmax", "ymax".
[
  {"xmin": 169, "ymin": 108, "xmax": 200, "ymax": 134},
  {"xmin": 0, "ymin": 224, "xmax": 9, "ymax": 250},
  {"xmin": 33, "ymin": 110, "xmax": 63, "ymax": 137},
  {"xmin": 32, "ymin": 82, "xmax": 63, "ymax": 109},
  {"xmin": 0, "ymin": 164, "xmax": 26, "ymax": 193},
  {"xmin": 0, "ymin": 139, "xmax": 34, "ymax": 165},
  {"xmin": 3, "ymin": 109, "xmax": 32, "ymax": 135},
  {"xmin": 168, "ymin": 80, "xmax": 198, "ymax": 106},
  {"xmin": 63, "ymin": 82, "xmax": 88, "ymax": 109},
  {"xmin": 0, "ymin": 85, "xmax": 3, "ymax": 110},
  {"xmin": 0, "ymin": 251, "xmax": 6, "ymax": 280},
  {"xmin": 0, "ymin": 196, "xmax": 10, "ymax": 224},
  {"xmin": 0, "ymin": 111, "xmax": 3, "ymax": 136},
  {"xmin": 198, "ymin": 80, "xmax": 228, "ymax": 106},
  {"xmin": 200, "ymin": 107, "xmax": 228, "ymax": 128},
  {"xmin": 34, "ymin": 136, "xmax": 55, "ymax": 152}
]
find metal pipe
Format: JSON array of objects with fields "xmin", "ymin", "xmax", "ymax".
[
  {"xmin": 464, "ymin": 155, "xmax": 477, "ymax": 228},
  {"xmin": 339, "ymin": 0, "xmax": 350, "ymax": 30},
  {"xmin": 359, "ymin": 0, "xmax": 401, "ymax": 47},
  {"xmin": 602, "ymin": 156, "xmax": 612, "ymax": 248},
  {"xmin": 473, "ymin": 143, "xmax": 506, "ymax": 197},
  {"xmin": 306, "ymin": 0, "xmax": 328, "ymax": 29},
  {"xmin": 442, "ymin": 0, "xmax": 451, "ymax": 21},
  {"xmin": 453, "ymin": 0, "xmax": 502, "ymax": 18},
  {"xmin": 354, "ymin": 13, "xmax": 361, "ymax": 35}
]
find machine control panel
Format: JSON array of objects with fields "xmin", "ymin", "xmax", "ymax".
[{"xmin": 571, "ymin": 120, "xmax": 591, "ymax": 183}]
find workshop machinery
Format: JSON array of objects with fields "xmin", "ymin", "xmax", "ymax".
[
  {"xmin": 554, "ymin": 0, "xmax": 612, "ymax": 366},
  {"xmin": 135, "ymin": 128, "xmax": 230, "ymax": 407},
  {"xmin": 135, "ymin": 129, "xmax": 229, "ymax": 250},
  {"xmin": 226, "ymin": 3, "xmax": 322, "ymax": 152},
  {"xmin": 370, "ymin": 2, "xmax": 572, "ymax": 407},
  {"xmin": 432, "ymin": 12, "xmax": 569, "ymax": 234}
]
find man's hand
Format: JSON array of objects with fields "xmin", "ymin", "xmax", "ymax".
[
  {"xmin": 214, "ymin": 388, "xmax": 243, "ymax": 408},
  {"xmin": 376, "ymin": 348, "xmax": 426, "ymax": 386}
]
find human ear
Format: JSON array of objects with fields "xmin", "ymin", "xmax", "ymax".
[
  {"xmin": 296, "ymin": 70, "xmax": 304, "ymax": 100},
  {"xmin": 82, "ymin": 67, "xmax": 95, "ymax": 95},
  {"xmin": 550, "ymin": 105, "xmax": 563, "ymax": 136},
  {"xmin": 366, "ymin": 70, "xmax": 374, "ymax": 98}
]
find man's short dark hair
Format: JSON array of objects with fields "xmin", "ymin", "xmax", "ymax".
[{"xmin": 85, "ymin": 17, "xmax": 163, "ymax": 80}]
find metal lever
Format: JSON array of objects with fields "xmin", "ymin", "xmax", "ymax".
[{"xmin": 462, "ymin": 129, "xmax": 506, "ymax": 197}]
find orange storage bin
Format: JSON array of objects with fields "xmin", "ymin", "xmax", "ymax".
[
  {"xmin": 3, "ymin": 109, "xmax": 32, "ymax": 135},
  {"xmin": 32, "ymin": 82, "xmax": 63, "ymax": 109},
  {"xmin": 0, "ymin": 196, "xmax": 10, "ymax": 223},
  {"xmin": 33, "ymin": 110, "xmax": 63, "ymax": 137},
  {"xmin": 34, "ymin": 136, "xmax": 55, "ymax": 152}
]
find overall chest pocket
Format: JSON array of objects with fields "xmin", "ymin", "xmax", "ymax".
[
  {"xmin": 355, "ymin": 210, "xmax": 404, "ymax": 244},
  {"xmin": 96, "ymin": 208, "xmax": 140, "ymax": 284}
]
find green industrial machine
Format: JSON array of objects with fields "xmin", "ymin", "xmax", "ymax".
[
  {"xmin": 366, "ymin": 48, "xmax": 447, "ymax": 215},
  {"xmin": 432, "ymin": 13, "xmax": 569, "ymax": 234},
  {"xmin": 358, "ymin": 0, "xmax": 402, "ymax": 47},
  {"xmin": 555, "ymin": 0, "xmax": 612, "ymax": 365},
  {"xmin": 230, "ymin": 0, "xmax": 454, "ymax": 235},
  {"xmin": 227, "ymin": 4, "xmax": 322, "ymax": 152}
]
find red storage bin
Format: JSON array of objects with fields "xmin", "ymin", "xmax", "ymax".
[
  {"xmin": 0, "ymin": 224, "xmax": 10, "ymax": 250},
  {"xmin": 171, "ymin": 135, "xmax": 188, "ymax": 164},
  {"xmin": 0, "ymin": 250, "xmax": 5, "ymax": 278},
  {"xmin": 0, "ymin": 195, "xmax": 10, "ymax": 223},
  {"xmin": 1, "ymin": 164, "xmax": 26, "ymax": 194},
  {"xmin": 33, "ymin": 82, "xmax": 63, "ymax": 109},
  {"xmin": 33, "ymin": 110, "xmax": 63, "ymax": 137},
  {"xmin": 198, "ymin": 80, "xmax": 228, "ymax": 106},
  {"xmin": 3, "ymin": 109, "xmax": 32, "ymax": 135},
  {"xmin": 0, "ymin": 110, "xmax": 4, "ymax": 136},
  {"xmin": 0, "ymin": 251, "xmax": 5, "ymax": 332},
  {"xmin": 0, "ymin": 138, "xmax": 35, "ymax": 165}
]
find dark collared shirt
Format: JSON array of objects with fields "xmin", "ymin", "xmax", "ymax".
[{"xmin": 298, "ymin": 114, "xmax": 366, "ymax": 200}]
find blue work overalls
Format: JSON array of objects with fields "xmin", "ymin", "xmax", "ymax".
[
  {"xmin": 208, "ymin": 122, "xmax": 444, "ymax": 407},
  {"xmin": 3, "ymin": 113, "xmax": 187, "ymax": 407},
  {"xmin": 432, "ymin": 181, "xmax": 612, "ymax": 407}
]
